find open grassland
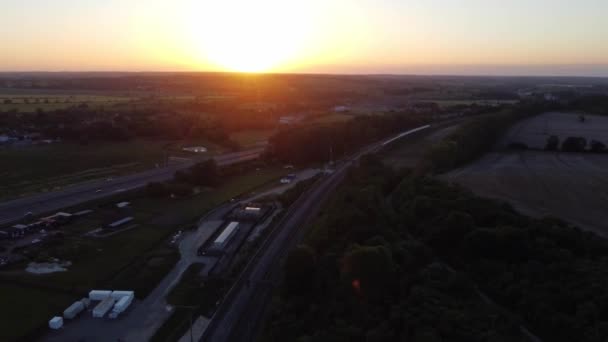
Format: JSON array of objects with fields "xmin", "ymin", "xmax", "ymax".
[
  {"xmin": 0, "ymin": 283, "xmax": 76, "ymax": 342},
  {"xmin": 444, "ymin": 112, "xmax": 608, "ymax": 236},
  {"xmin": 307, "ymin": 112, "xmax": 354, "ymax": 125},
  {"xmin": 382, "ymin": 124, "xmax": 461, "ymax": 169},
  {"xmin": 443, "ymin": 151, "xmax": 608, "ymax": 236},
  {"xmin": 0, "ymin": 166, "xmax": 289, "ymax": 341},
  {"xmin": 0, "ymin": 94, "xmax": 135, "ymax": 112},
  {"xmin": 0, "ymin": 141, "xmax": 168, "ymax": 200},
  {"xmin": 432, "ymin": 99, "xmax": 518, "ymax": 108},
  {"xmin": 0, "ymin": 90, "xmax": 202, "ymax": 112},
  {"xmin": 501, "ymin": 111, "xmax": 608, "ymax": 149},
  {"xmin": 229, "ymin": 129, "xmax": 275, "ymax": 147}
]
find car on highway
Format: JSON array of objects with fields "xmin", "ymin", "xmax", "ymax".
[{"xmin": 280, "ymin": 174, "xmax": 297, "ymax": 184}]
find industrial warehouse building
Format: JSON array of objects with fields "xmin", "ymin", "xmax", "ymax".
[{"xmin": 213, "ymin": 221, "xmax": 239, "ymax": 249}]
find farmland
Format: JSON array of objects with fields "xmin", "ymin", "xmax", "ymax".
[
  {"xmin": 444, "ymin": 112, "xmax": 608, "ymax": 236},
  {"xmin": 0, "ymin": 93, "xmax": 135, "ymax": 112},
  {"xmin": 382, "ymin": 123, "xmax": 461, "ymax": 168},
  {"xmin": 229, "ymin": 129, "xmax": 275, "ymax": 147},
  {"xmin": 500, "ymin": 111, "xmax": 608, "ymax": 149}
]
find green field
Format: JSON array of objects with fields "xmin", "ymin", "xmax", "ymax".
[
  {"xmin": 431, "ymin": 99, "xmax": 519, "ymax": 108},
  {"xmin": 0, "ymin": 283, "xmax": 77, "ymax": 341},
  {"xmin": 0, "ymin": 137, "xmax": 230, "ymax": 200},
  {"xmin": 0, "ymin": 94, "xmax": 135, "ymax": 112},
  {"xmin": 307, "ymin": 112, "xmax": 354, "ymax": 124},
  {"xmin": 0, "ymin": 141, "xmax": 169, "ymax": 200},
  {"xmin": 230, "ymin": 129, "xmax": 275, "ymax": 147},
  {"xmin": 0, "ymin": 165, "xmax": 289, "ymax": 341}
]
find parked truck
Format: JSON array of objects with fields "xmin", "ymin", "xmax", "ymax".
[
  {"xmin": 89, "ymin": 289, "xmax": 112, "ymax": 301},
  {"xmin": 63, "ymin": 301, "xmax": 85, "ymax": 319},
  {"xmin": 92, "ymin": 297, "xmax": 116, "ymax": 318},
  {"xmin": 108, "ymin": 293, "xmax": 134, "ymax": 319},
  {"xmin": 49, "ymin": 316, "xmax": 63, "ymax": 330}
]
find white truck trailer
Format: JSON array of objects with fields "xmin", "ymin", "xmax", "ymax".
[
  {"xmin": 109, "ymin": 293, "xmax": 134, "ymax": 319},
  {"xmin": 110, "ymin": 290, "xmax": 134, "ymax": 300},
  {"xmin": 63, "ymin": 301, "xmax": 85, "ymax": 319},
  {"xmin": 89, "ymin": 289, "xmax": 112, "ymax": 301},
  {"xmin": 92, "ymin": 297, "xmax": 116, "ymax": 318},
  {"xmin": 49, "ymin": 316, "xmax": 63, "ymax": 330}
]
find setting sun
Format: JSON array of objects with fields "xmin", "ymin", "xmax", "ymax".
[{"xmin": 189, "ymin": 0, "xmax": 313, "ymax": 72}]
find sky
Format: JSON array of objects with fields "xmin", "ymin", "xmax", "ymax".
[{"xmin": 1, "ymin": 0, "xmax": 608, "ymax": 76}]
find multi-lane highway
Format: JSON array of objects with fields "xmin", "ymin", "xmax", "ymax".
[
  {"xmin": 0, "ymin": 148, "xmax": 265, "ymax": 227},
  {"xmin": 202, "ymin": 124, "xmax": 431, "ymax": 342}
]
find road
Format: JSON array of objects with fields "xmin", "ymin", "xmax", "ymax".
[
  {"xmin": 202, "ymin": 124, "xmax": 431, "ymax": 342},
  {"xmin": 0, "ymin": 148, "xmax": 265, "ymax": 227}
]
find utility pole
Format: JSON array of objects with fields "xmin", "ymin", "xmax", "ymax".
[{"xmin": 172, "ymin": 305, "xmax": 198, "ymax": 342}]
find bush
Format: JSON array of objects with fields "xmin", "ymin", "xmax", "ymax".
[
  {"xmin": 545, "ymin": 135, "xmax": 560, "ymax": 151},
  {"xmin": 561, "ymin": 136, "xmax": 587, "ymax": 152},
  {"xmin": 174, "ymin": 160, "xmax": 219, "ymax": 186},
  {"xmin": 167, "ymin": 183, "xmax": 192, "ymax": 197},
  {"xmin": 421, "ymin": 109, "xmax": 533, "ymax": 173},
  {"xmin": 146, "ymin": 182, "xmax": 168, "ymax": 197},
  {"xmin": 589, "ymin": 140, "xmax": 607, "ymax": 153},
  {"xmin": 508, "ymin": 142, "xmax": 529, "ymax": 150},
  {"xmin": 284, "ymin": 245, "xmax": 317, "ymax": 295},
  {"xmin": 340, "ymin": 244, "xmax": 394, "ymax": 298}
]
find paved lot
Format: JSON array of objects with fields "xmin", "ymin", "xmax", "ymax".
[{"xmin": 43, "ymin": 214, "xmax": 226, "ymax": 342}]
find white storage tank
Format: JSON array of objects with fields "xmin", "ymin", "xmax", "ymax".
[
  {"xmin": 89, "ymin": 290, "xmax": 112, "ymax": 301},
  {"xmin": 92, "ymin": 297, "xmax": 116, "ymax": 318},
  {"xmin": 63, "ymin": 301, "xmax": 85, "ymax": 319},
  {"xmin": 49, "ymin": 316, "xmax": 63, "ymax": 330},
  {"xmin": 110, "ymin": 290, "xmax": 134, "ymax": 300}
]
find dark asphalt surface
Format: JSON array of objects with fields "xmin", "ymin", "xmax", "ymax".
[
  {"xmin": 0, "ymin": 148, "xmax": 264, "ymax": 227},
  {"xmin": 202, "ymin": 125, "xmax": 431, "ymax": 342}
]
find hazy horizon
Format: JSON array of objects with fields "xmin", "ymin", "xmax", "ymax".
[{"xmin": 2, "ymin": 0, "xmax": 608, "ymax": 76}]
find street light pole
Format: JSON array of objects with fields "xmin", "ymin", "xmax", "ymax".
[{"xmin": 172, "ymin": 305, "xmax": 198, "ymax": 342}]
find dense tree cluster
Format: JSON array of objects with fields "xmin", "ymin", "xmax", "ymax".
[
  {"xmin": 561, "ymin": 136, "xmax": 587, "ymax": 152},
  {"xmin": 263, "ymin": 156, "xmax": 608, "ymax": 342},
  {"xmin": 545, "ymin": 136, "xmax": 607, "ymax": 153},
  {"xmin": 268, "ymin": 113, "xmax": 428, "ymax": 165},
  {"xmin": 145, "ymin": 160, "xmax": 220, "ymax": 198},
  {"xmin": 568, "ymin": 95, "xmax": 608, "ymax": 116},
  {"xmin": 0, "ymin": 107, "xmax": 238, "ymax": 148},
  {"xmin": 421, "ymin": 102, "xmax": 558, "ymax": 173},
  {"xmin": 422, "ymin": 110, "xmax": 529, "ymax": 173}
]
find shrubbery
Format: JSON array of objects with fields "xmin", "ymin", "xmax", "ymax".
[
  {"xmin": 420, "ymin": 110, "xmax": 531, "ymax": 173},
  {"xmin": 262, "ymin": 157, "xmax": 608, "ymax": 342}
]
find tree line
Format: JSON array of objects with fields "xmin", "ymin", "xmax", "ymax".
[
  {"xmin": 267, "ymin": 113, "xmax": 428, "ymax": 165},
  {"xmin": 262, "ymin": 156, "xmax": 608, "ymax": 342}
]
